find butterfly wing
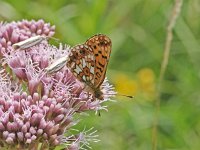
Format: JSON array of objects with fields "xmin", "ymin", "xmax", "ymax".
[
  {"xmin": 67, "ymin": 44, "xmax": 96, "ymax": 86},
  {"xmin": 66, "ymin": 34, "xmax": 112, "ymax": 100},
  {"xmin": 85, "ymin": 34, "xmax": 112, "ymax": 89}
]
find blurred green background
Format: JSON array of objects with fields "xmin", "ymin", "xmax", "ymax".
[{"xmin": 1, "ymin": 0, "xmax": 200, "ymax": 149}]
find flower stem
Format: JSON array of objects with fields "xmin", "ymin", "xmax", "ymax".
[{"xmin": 152, "ymin": 0, "xmax": 183, "ymax": 150}]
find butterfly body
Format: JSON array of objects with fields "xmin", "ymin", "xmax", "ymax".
[{"xmin": 67, "ymin": 34, "xmax": 112, "ymax": 100}]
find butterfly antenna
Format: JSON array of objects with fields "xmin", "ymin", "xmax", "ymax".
[
  {"xmin": 105, "ymin": 93, "xmax": 134, "ymax": 99},
  {"xmin": 117, "ymin": 94, "xmax": 134, "ymax": 98},
  {"xmin": 117, "ymin": 94, "xmax": 134, "ymax": 99}
]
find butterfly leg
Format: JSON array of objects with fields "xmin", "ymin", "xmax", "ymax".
[{"xmin": 98, "ymin": 110, "xmax": 101, "ymax": 116}]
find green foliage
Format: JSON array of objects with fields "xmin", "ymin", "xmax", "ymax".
[{"xmin": 1, "ymin": 0, "xmax": 200, "ymax": 149}]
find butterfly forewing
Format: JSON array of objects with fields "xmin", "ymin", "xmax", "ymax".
[{"xmin": 85, "ymin": 34, "xmax": 112, "ymax": 89}]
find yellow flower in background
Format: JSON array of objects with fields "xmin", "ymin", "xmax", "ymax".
[
  {"xmin": 113, "ymin": 73, "xmax": 138, "ymax": 96},
  {"xmin": 112, "ymin": 68, "xmax": 156, "ymax": 101},
  {"xmin": 137, "ymin": 68, "xmax": 156, "ymax": 100}
]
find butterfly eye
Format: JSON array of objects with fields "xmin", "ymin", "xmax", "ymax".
[{"xmin": 95, "ymin": 91, "xmax": 103, "ymax": 100}]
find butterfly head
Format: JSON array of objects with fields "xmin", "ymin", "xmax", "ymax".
[
  {"xmin": 83, "ymin": 84, "xmax": 104, "ymax": 100},
  {"xmin": 94, "ymin": 89, "xmax": 104, "ymax": 100}
]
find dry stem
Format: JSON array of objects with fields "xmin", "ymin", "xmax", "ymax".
[{"xmin": 152, "ymin": 0, "xmax": 183, "ymax": 150}]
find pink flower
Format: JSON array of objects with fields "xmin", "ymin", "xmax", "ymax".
[
  {"xmin": 0, "ymin": 19, "xmax": 55, "ymax": 55},
  {"xmin": 0, "ymin": 19, "xmax": 115, "ymax": 150}
]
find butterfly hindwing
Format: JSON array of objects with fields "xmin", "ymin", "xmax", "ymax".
[{"xmin": 67, "ymin": 44, "xmax": 95, "ymax": 85}]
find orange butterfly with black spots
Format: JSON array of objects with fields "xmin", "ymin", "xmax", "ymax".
[{"xmin": 67, "ymin": 34, "xmax": 112, "ymax": 100}]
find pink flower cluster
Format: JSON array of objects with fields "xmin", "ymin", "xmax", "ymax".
[{"xmin": 0, "ymin": 20, "xmax": 115, "ymax": 150}]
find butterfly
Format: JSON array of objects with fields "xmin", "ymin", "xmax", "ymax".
[{"xmin": 67, "ymin": 34, "xmax": 112, "ymax": 100}]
